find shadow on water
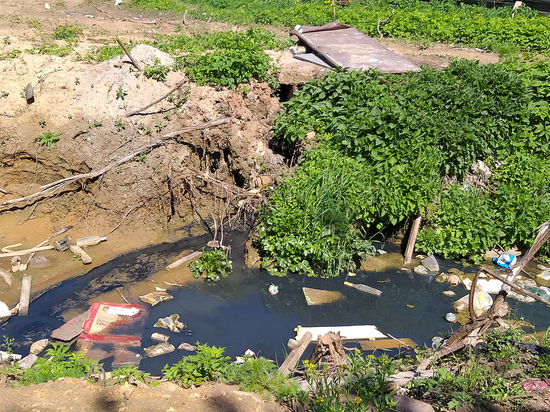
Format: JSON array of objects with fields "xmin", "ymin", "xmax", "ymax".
[{"xmin": 2, "ymin": 232, "xmax": 550, "ymax": 375}]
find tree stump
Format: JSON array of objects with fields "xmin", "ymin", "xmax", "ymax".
[{"xmin": 309, "ymin": 332, "xmax": 347, "ymax": 365}]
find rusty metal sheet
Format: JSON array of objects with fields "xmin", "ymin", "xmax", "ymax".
[{"xmin": 290, "ymin": 22, "xmax": 420, "ymax": 74}]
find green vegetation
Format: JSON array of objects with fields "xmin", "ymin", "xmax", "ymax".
[
  {"xmin": 38, "ymin": 131, "xmax": 62, "ymax": 149},
  {"xmin": 1, "ymin": 335, "xmax": 15, "ymax": 355},
  {"xmin": 0, "ymin": 49, "xmax": 21, "ymax": 60},
  {"xmin": 190, "ymin": 249, "xmax": 232, "ymax": 281},
  {"xmin": 130, "ymin": 0, "xmax": 549, "ymax": 54},
  {"xmin": 114, "ymin": 119, "xmax": 126, "ymax": 132},
  {"xmin": 116, "ymin": 86, "xmax": 127, "ymax": 100},
  {"xmin": 88, "ymin": 120, "xmax": 103, "ymax": 130},
  {"xmin": 260, "ymin": 59, "xmax": 550, "ymax": 275},
  {"xmin": 27, "ymin": 44, "xmax": 72, "ymax": 57},
  {"xmin": 53, "ymin": 25, "xmax": 82, "ymax": 42},
  {"xmin": 305, "ymin": 351, "xmax": 397, "ymax": 411},
  {"xmin": 162, "ymin": 343, "xmax": 304, "ymax": 402},
  {"xmin": 8, "ymin": 343, "xmax": 101, "ymax": 386},
  {"xmin": 143, "ymin": 58, "xmax": 171, "ymax": 82},
  {"xmin": 110, "ymin": 365, "xmax": 150, "ymax": 385}
]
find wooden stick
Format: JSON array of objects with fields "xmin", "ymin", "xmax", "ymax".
[
  {"xmin": 0, "ymin": 269, "xmax": 13, "ymax": 287},
  {"xmin": 377, "ymin": 9, "xmax": 394, "ymax": 38},
  {"xmin": 481, "ymin": 266, "xmax": 550, "ymax": 306},
  {"xmin": 404, "ymin": 216, "xmax": 421, "ymax": 265},
  {"xmin": 278, "ymin": 331, "xmax": 312, "ymax": 377},
  {"xmin": 125, "ymin": 78, "xmax": 187, "ymax": 117},
  {"xmin": 116, "ymin": 37, "xmax": 142, "ymax": 71},
  {"xmin": 0, "ymin": 188, "xmax": 7, "ymax": 194},
  {"xmin": 0, "ymin": 246, "xmax": 53, "ymax": 258},
  {"xmin": 116, "ymin": 287, "xmax": 130, "ymax": 304},
  {"xmin": 19, "ymin": 275, "xmax": 32, "ymax": 316},
  {"xmin": 1, "ymin": 118, "xmax": 230, "ymax": 209},
  {"xmin": 165, "ymin": 251, "xmax": 202, "ymax": 270}
]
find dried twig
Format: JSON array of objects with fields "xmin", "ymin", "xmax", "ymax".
[
  {"xmin": 116, "ymin": 37, "xmax": 142, "ymax": 71},
  {"xmin": 116, "ymin": 287, "xmax": 130, "ymax": 304},
  {"xmin": 125, "ymin": 78, "xmax": 187, "ymax": 117},
  {"xmin": 377, "ymin": 9, "xmax": 394, "ymax": 38}
]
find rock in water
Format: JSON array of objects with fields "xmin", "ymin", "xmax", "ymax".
[
  {"xmin": 151, "ymin": 333, "xmax": 169, "ymax": 342},
  {"xmin": 177, "ymin": 342, "xmax": 196, "ymax": 351},
  {"xmin": 25, "ymin": 83, "xmax": 34, "ymax": 104},
  {"xmin": 30, "ymin": 339, "xmax": 49, "ymax": 354},
  {"xmin": 19, "ymin": 354, "xmax": 38, "ymax": 369},
  {"xmin": 144, "ymin": 342, "xmax": 175, "ymax": 357},
  {"xmin": 445, "ymin": 313, "xmax": 457, "ymax": 323},
  {"xmin": 414, "ymin": 265, "xmax": 430, "ymax": 276}
]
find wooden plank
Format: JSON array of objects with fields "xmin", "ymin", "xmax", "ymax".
[
  {"xmin": 404, "ymin": 216, "xmax": 421, "ymax": 265},
  {"xmin": 166, "ymin": 251, "xmax": 202, "ymax": 270},
  {"xmin": 70, "ymin": 245, "xmax": 92, "ymax": 264},
  {"xmin": 51, "ymin": 309, "xmax": 91, "ymax": 341},
  {"xmin": 359, "ymin": 338, "xmax": 417, "ymax": 351},
  {"xmin": 0, "ymin": 269, "xmax": 13, "ymax": 286},
  {"xmin": 18, "ymin": 275, "xmax": 32, "ymax": 317},
  {"xmin": 0, "ymin": 245, "xmax": 53, "ymax": 258},
  {"xmin": 295, "ymin": 325, "xmax": 386, "ymax": 341},
  {"xmin": 278, "ymin": 331, "xmax": 312, "ymax": 377}
]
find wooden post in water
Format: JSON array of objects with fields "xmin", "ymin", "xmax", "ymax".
[
  {"xmin": 19, "ymin": 275, "xmax": 32, "ymax": 316},
  {"xmin": 404, "ymin": 216, "xmax": 421, "ymax": 266}
]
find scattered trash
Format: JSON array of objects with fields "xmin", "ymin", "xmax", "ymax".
[
  {"xmin": 442, "ymin": 290, "xmax": 456, "ymax": 297},
  {"xmin": 155, "ymin": 286, "xmax": 166, "ymax": 292},
  {"xmin": 445, "ymin": 313, "xmax": 457, "ymax": 323},
  {"xmin": 295, "ymin": 325, "xmax": 386, "ymax": 341},
  {"xmin": 289, "ymin": 46, "xmax": 306, "ymax": 55},
  {"xmin": 177, "ymin": 342, "xmax": 195, "ymax": 351},
  {"xmin": 432, "ymin": 336, "xmax": 446, "ymax": 350},
  {"xmin": 2, "ymin": 243, "xmax": 22, "ymax": 253},
  {"xmin": 18, "ymin": 275, "xmax": 32, "ymax": 317},
  {"xmin": 347, "ymin": 271, "xmax": 356, "ymax": 277},
  {"xmin": 519, "ymin": 378, "xmax": 550, "ymax": 391},
  {"xmin": 70, "ymin": 245, "xmax": 92, "ymax": 264},
  {"xmin": 377, "ymin": 249, "xmax": 388, "ymax": 255},
  {"xmin": 302, "ymin": 287, "xmax": 344, "ymax": 305},
  {"xmin": 44, "ymin": 3, "xmax": 50, "ymax": 9},
  {"xmin": 140, "ymin": 291, "xmax": 173, "ymax": 307},
  {"xmin": 421, "ymin": 255, "xmax": 439, "ymax": 273},
  {"xmin": 154, "ymin": 314, "xmax": 186, "ymax": 332},
  {"xmin": 293, "ymin": 24, "xmax": 303, "ymax": 34},
  {"xmin": 287, "ymin": 338, "xmax": 299, "ymax": 350},
  {"xmin": 0, "ymin": 269, "xmax": 13, "ymax": 286},
  {"xmin": 11, "ymin": 256, "xmax": 21, "ymax": 272},
  {"xmin": 0, "ymin": 301, "xmax": 11, "ymax": 325},
  {"xmin": 19, "ymin": 354, "xmax": 38, "ymax": 369},
  {"xmin": 0, "ymin": 351, "xmax": 22, "ymax": 362},
  {"xmin": 413, "ymin": 265, "xmax": 430, "ymax": 276},
  {"xmin": 268, "ymin": 284, "xmax": 279, "ymax": 295},
  {"xmin": 343, "ymin": 281, "xmax": 382, "ymax": 297},
  {"xmin": 77, "ymin": 302, "xmax": 147, "ymax": 368},
  {"xmin": 0, "ymin": 245, "xmax": 54, "ymax": 258},
  {"xmin": 151, "ymin": 333, "xmax": 169, "ymax": 342},
  {"xmin": 51, "ymin": 309, "xmax": 90, "ymax": 341},
  {"xmin": 144, "ymin": 342, "xmax": 175, "ymax": 357},
  {"xmin": 114, "ymin": 0, "xmax": 122, "ymax": 5},
  {"xmin": 30, "ymin": 339, "xmax": 49, "ymax": 355},
  {"xmin": 492, "ymin": 253, "xmax": 517, "ymax": 269},
  {"xmin": 407, "ymin": 304, "xmax": 414, "ymax": 308},
  {"xmin": 76, "ymin": 235, "xmax": 107, "ymax": 247}
]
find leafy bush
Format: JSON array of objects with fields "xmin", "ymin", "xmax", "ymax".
[
  {"xmin": 13, "ymin": 344, "xmax": 101, "ymax": 386},
  {"xmin": 143, "ymin": 58, "xmax": 171, "ymax": 82},
  {"xmin": 38, "ymin": 131, "xmax": 62, "ymax": 149},
  {"xmin": 162, "ymin": 343, "xmax": 230, "ymax": 386},
  {"xmin": 190, "ymin": 249, "xmax": 232, "ymax": 281},
  {"xmin": 224, "ymin": 357, "xmax": 305, "ymax": 402},
  {"xmin": 27, "ymin": 45, "xmax": 72, "ymax": 57},
  {"xmin": 177, "ymin": 49, "xmax": 277, "ymax": 89}
]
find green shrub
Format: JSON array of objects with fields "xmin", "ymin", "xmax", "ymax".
[
  {"xmin": 190, "ymin": 249, "xmax": 232, "ymax": 281},
  {"xmin": 143, "ymin": 58, "xmax": 171, "ymax": 82},
  {"xmin": 162, "ymin": 343, "xmax": 231, "ymax": 386},
  {"xmin": 178, "ymin": 49, "xmax": 277, "ymax": 89},
  {"xmin": 38, "ymin": 131, "xmax": 62, "ymax": 149},
  {"xmin": 53, "ymin": 25, "xmax": 82, "ymax": 42}
]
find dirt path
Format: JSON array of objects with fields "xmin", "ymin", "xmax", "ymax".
[{"xmin": 0, "ymin": 377, "xmax": 287, "ymax": 412}]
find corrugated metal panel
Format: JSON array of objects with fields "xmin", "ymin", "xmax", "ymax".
[{"xmin": 290, "ymin": 22, "xmax": 421, "ymax": 74}]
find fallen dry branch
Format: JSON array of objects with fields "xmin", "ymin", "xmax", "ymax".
[
  {"xmin": 116, "ymin": 37, "xmax": 142, "ymax": 71},
  {"xmin": 0, "ymin": 118, "xmax": 231, "ymax": 210},
  {"xmin": 125, "ymin": 78, "xmax": 187, "ymax": 117},
  {"xmin": 377, "ymin": 9, "xmax": 394, "ymax": 38},
  {"xmin": 0, "ymin": 245, "xmax": 54, "ymax": 258},
  {"xmin": 418, "ymin": 221, "xmax": 550, "ymax": 370}
]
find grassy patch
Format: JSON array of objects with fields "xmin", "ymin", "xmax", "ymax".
[{"xmin": 27, "ymin": 44, "xmax": 72, "ymax": 57}]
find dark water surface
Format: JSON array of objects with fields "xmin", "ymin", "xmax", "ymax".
[{"xmin": 2, "ymin": 233, "xmax": 549, "ymax": 375}]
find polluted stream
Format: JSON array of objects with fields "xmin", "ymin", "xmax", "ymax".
[{"xmin": 2, "ymin": 232, "xmax": 550, "ymax": 375}]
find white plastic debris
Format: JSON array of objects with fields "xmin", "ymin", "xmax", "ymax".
[
  {"xmin": 268, "ymin": 284, "xmax": 278, "ymax": 295},
  {"xmin": 294, "ymin": 24, "xmax": 303, "ymax": 34},
  {"xmin": 115, "ymin": 0, "xmax": 122, "ymax": 5},
  {"xmin": 44, "ymin": 3, "xmax": 50, "ymax": 9}
]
